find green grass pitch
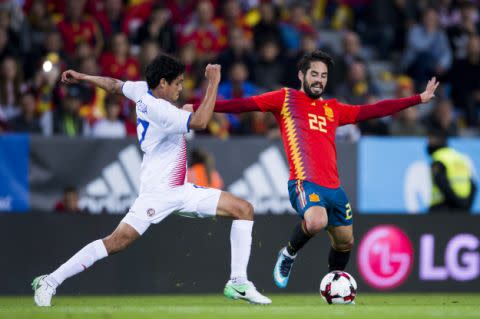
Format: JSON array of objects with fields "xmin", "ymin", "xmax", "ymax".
[{"xmin": 1, "ymin": 294, "xmax": 479, "ymax": 319}]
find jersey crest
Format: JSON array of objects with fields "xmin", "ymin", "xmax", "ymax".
[{"xmin": 323, "ymin": 104, "xmax": 334, "ymax": 122}]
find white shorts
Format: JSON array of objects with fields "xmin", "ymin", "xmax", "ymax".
[{"xmin": 121, "ymin": 183, "xmax": 221, "ymax": 235}]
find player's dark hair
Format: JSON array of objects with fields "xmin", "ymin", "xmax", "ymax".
[
  {"xmin": 297, "ymin": 50, "xmax": 334, "ymax": 74},
  {"xmin": 145, "ymin": 54, "xmax": 185, "ymax": 89}
]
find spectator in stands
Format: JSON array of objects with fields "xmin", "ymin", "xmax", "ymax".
[
  {"xmin": 56, "ymin": 0, "xmax": 103, "ymax": 57},
  {"xmin": 94, "ymin": 0, "xmax": 125, "ymax": 38},
  {"xmin": 0, "ymin": 56, "xmax": 23, "ymax": 122},
  {"xmin": 187, "ymin": 148, "xmax": 224, "ymax": 189},
  {"xmin": 252, "ymin": 1, "xmax": 284, "ymax": 51},
  {"xmin": 219, "ymin": 61, "xmax": 260, "ymax": 134},
  {"xmin": 100, "ymin": 33, "xmax": 140, "ymax": 81},
  {"xmin": 336, "ymin": 59, "xmax": 378, "ymax": 105},
  {"xmin": 213, "ymin": 0, "xmax": 251, "ymax": 51},
  {"xmin": 7, "ymin": 92, "xmax": 41, "ymax": 134},
  {"xmin": 53, "ymin": 85, "xmax": 87, "ymax": 137},
  {"xmin": 180, "ymin": 0, "xmax": 221, "ymax": 62},
  {"xmin": 253, "ymin": 40, "xmax": 284, "ymax": 91},
  {"xmin": 280, "ymin": 3, "xmax": 316, "ymax": 52},
  {"xmin": 426, "ymin": 99, "xmax": 459, "ymax": 137},
  {"xmin": 135, "ymin": 4, "xmax": 177, "ymax": 54},
  {"xmin": 219, "ymin": 61, "xmax": 259, "ymax": 100},
  {"xmin": 55, "ymin": 186, "xmax": 83, "ymax": 214},
  {"xmin": 427, "ymin": 131, "xmax": 477, "ymax": 212},
  {"xmin": 446, "ymin": 0, "xmax": 479, "ymax": 60},
  {"xmin": 0, "ymin": 2, "xmax": 25, "ymax": 57},
  {"xmin": 332, "ymin": 31, "xmax": 367, "ymax": 89},
  {"xmin": 390, "ymin": 76, "xmax": 426, "ymax": 136},
  {"xmin": 216, "ymin": 27, "xmax": 255, "ymax": 81},
  {"xmin": 91, "ymin": 94, "xmax": 126, "ymax": 138},
  {"xmin": 401, "ymin": 7, "xmax": 452, "ymax": 88},
  {"xmin": 0, "ymin": 28, "xmax": 15, "ymax": 61},
  {"xmin": 25, "ymin": 0, "xmax": 55, "ymax": 52},
  {"xmin": 448, "ymin": 35, "xmax": 480, "ymax": 127},
  {"xmin": 138, "ymin": 40, "xmax": 160, "ymax": 76}
]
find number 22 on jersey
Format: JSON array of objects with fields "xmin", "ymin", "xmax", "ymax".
[{"xmin": 308, "ymin": 113, "xmax": 327, "ymax": 133}]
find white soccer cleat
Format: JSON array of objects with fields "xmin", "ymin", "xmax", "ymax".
[
  {"xmin": 32, "ymin": 275, "xmax": 56, "ymax": 307},
  {"xmin": 224, "ymin": 280, "xmax": 272, "ymax": 305}
]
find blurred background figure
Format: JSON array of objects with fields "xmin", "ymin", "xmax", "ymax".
[
  {"xmin": 53, "ymin": 85, "xmax": 88, "ymax": 137},
  {"xmin": 7, "ymin": 91, "xmax": 41, "ymax": 134},
  {"xmin": 91, "ymin": 94, "xmax": 126, "ymax": 138},
  {"xmin": 401, "ymin": 7, "xmax": 452, "ymax": 89},
  {"xmin": 187, "ymin": 148, "xmax": 224, "ymax": 189},
  {"xmin": 428, "ymin": 131, "xmax": 477, "ymax": 212},
  {"xmin": 54, "ymin": 186, "xmax": 83, "ymax": 214}
]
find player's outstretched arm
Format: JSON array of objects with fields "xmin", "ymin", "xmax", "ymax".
[
  {"xmin": 339, "ymin": 77, "xmax": 440, "ymax": 125},
  {"xmin": 189, "ymin": 64, "xmax": 221, "ymax": 130},
  {"xmin": 61, "ymin": 70, "xmax": 124, "ymax": 94}
]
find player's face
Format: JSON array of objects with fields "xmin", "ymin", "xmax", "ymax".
[
  {"xmin": 165, "ymin": 74, "xmax": 184, "ymax": 102},
  {"xmin": 300, "ymin": 61, "xmax": 328, "ymax": 99}
]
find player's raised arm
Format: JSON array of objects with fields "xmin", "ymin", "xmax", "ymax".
[
  {"xmin": 188, "ymin": 64, "xmax": 221, "ymax": 130},
  {"xmin": 188, "ymin": 89, "xmax": 285, "ymax": 114},
  {"xmin": 337, "ymin": 77, "xmax": 440, "ymax": 125},
  {"xmin": 61, "ymin": 70, "xmax": 124, "ymax": 95}
]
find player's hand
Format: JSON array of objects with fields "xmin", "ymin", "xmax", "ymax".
[
  {"xmin": 420, "ymin": 77, "xmax": 440, "ymax": 103},
  {"xmin": 205, "ymin": 64, "xmax": 221, "ymax": 85},
  {"xmin": 61, "ymin": 70, "xmax": 85, "ymax": 84},
  {"xmin": 182, "ymin": 104, "xmax": 194, "ymax": 112}
]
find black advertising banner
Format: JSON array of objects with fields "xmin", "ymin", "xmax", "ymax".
[
  {"xmin": 1, "ymin": 214, "xmax": 478, "ymax": 294},
  {"xmin": 29, "ymin": 137, "xmax": 357, "ymax": 214}
]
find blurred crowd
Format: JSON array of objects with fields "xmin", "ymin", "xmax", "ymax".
[{"xmin": 0, "ymin": 0, "xmax": 479, "ymax": 140}]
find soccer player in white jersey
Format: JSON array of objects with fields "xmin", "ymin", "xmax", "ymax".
[{"xmin": 32, "ymin": 54, "xmax": 271, "ymax": 306}]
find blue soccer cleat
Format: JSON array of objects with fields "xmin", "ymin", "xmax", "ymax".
[{"xmin": 273, "ymin": 248, "xmax": 296, "ymax": 288}]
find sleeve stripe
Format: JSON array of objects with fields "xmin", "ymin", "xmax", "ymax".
[{"xmin": 186, "ymin": 113, "xmax": 192, "ymax": 132}]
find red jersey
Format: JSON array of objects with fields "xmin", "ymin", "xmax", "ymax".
[
  {"xmin": 197, "ymin": 88, "xmax": 422, "ymax": 189},
  {"xmin": 253, "ymin": 88, "xmax": 360, "ymax": 188}
]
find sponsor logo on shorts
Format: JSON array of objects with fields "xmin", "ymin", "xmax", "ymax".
[
  {"xmin": 357, "ymin": 225, "xmax": 414, "ymax": 290},
  {"xmin": 147, "ymin": 208, "xmax": 155, "ymax": 217},
  {"xmin": 309, "ymin": 193, "xmax": 320, "ymax": 202}
]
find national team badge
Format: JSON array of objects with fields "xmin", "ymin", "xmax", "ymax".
[
  {"xmin": 309, "ymin": 193, "xmax": 320, "ymax": 202},
  {"xmin": 147, "ymin": 208, "xmax": 155, "ymax": 217},
  {"xmin": 324, "ymin": 104, "xmax": 334, "ymax": 122}
]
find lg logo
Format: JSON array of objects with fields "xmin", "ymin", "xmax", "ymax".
[
  {"xmin": 357, "ymin": 225, "xmax": 414, "ymax": 290},
  {"xmin": 420, "ymin": 234, "xmax": 479, "ymax": 281}
]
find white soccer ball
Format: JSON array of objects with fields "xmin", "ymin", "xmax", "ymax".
[{"xmin": 320, "ymin": 271, "xmax": 357, "ymax": 304}]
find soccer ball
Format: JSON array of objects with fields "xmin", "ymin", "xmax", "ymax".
[{"xmin": 320, "ymin": 271, "xmax": 357, "ymax": 304}]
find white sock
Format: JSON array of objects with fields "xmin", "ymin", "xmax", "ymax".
[
  {"xmin": 47, "ymin": 239, "xmax": 108, "ymax": 288},
  {"xmin": 230, "ymin": 220, "xmax": 253, "ymax": 282}
]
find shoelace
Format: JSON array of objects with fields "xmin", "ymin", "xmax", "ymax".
[{"xmin": 279, "ymin": 256, "xmax": 294, "ymax": 277}]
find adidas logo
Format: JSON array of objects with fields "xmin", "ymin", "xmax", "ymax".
[
  {"xmin": 79, "ymin": 145, "xmax": 142, "ymax": 214},
  {"xmin": 228, "ymin": 146, "xmax": 295, "ymax": 214}
]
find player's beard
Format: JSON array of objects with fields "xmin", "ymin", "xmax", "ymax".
[{"xmin": 302, "ymin": 77, "xmax": 324, "ymax": 99}]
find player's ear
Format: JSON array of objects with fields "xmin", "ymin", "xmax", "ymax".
[
  {"xmin": 298, "ymin": 70, "xmax": 304, "ymax": 83},
  {"xmin": 159, "ymin": 78, "xmax": 167, "ymax": 88}
]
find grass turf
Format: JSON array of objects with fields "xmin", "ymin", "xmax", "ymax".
[{"xmin": 0, "ymin": 294, "xmax": 479, "ymax": 319}]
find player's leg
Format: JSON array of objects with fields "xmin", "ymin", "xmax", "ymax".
[
  {"xmin": 33, "ymin": 208, "xmax": 151, "ymax": 307},
  {"xmin": 274, "ymin": 180, "xmax": 330, "ymax": 288},
  {"xmin": 215, "ymin": 191, "xmax": 271, "ymax": 304},
  {"xmin": 326, "ymin": 225, "xmax": 354, "ymax": 271},
  {"xmin": 326, "ymin": 187, "xmax": 354, "ymax": 272}
]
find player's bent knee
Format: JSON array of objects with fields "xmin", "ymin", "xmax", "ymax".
[
  {"xmin": 305, "ymin": 218, "xmax": 327, "ymax": 235},
  {"xmin": 234, "ymin": 199, "xmax": 254, "ymax": 220}
]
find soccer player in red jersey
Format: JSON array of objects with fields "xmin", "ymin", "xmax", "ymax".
[{"xmin": 192, "ymin": 50, "xmax": 439, "ymax": 288}]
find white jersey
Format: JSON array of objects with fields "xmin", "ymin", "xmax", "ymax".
[{"xmin": 122, "ymin": 81, "xmax": 192, "ymax": 194}]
